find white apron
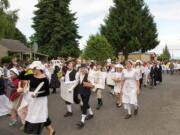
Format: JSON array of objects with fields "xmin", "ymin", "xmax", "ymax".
[
  {"xmin": 113, "ymin": 72, "xmax": 122, "ymax": 94},
  {"xmin": 122, "ymin": 69, "xmax": 138, "ymax": 106},
  {"xmin": 106, "ymin": 72, "xmax": 115, "ymax": 86},
  {"xmin": 94, "ymin": 71, "xmax": 106, "ymax": 90},
  {"xmin": 0, "ymin": 95, "xmax": 11, "ymax": 116},
  {"xmin": 25, "ymin": 92, "xmax": 48, "ymax": 123}
]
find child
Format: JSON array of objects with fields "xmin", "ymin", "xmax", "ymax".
[
  {"xmin": 94, "ymin": 64, "xmax": 106, "ymax": 110},
  {"xmin": 76, "ymin": 64, "xmax": 94, "ymax": 129},
  {"xmin": 17, "ymin": 80, "xmax": 29, "ymax": 129},
  {"xmin": 8, "ymin": 68, "xmax": 20, "ymax": 126},
  {"xmin": 112, "ymin": 64, "xmax": 123, "ymax": 107}
]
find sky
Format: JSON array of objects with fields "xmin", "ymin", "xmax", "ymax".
[{"xmin": 9, "ymin": 0, "xmax": 180, "ymax": 58}]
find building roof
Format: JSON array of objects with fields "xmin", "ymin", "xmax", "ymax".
[
  {"xmin": 0, "ymin": 39, "xmax": 30, "ymax": 52},
  {"xmin": 119, "ymin": 51, "xmax": 156, "ymax": 55}
]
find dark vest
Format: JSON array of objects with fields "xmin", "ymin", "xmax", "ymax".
[
  {"xmin": 79, "ymin": 73, "xmax": 91, "ymax": 96},
  {"xmin": 69, "ymin": 69, "xmax": 77, "ymax": 81}
]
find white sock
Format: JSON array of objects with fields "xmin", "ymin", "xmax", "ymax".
[
  {"xmin": 80, "ymin": 100, "xmax": 83, "ymax": 106},
  {"xmin": 67, "ymin": 105, "xmax": 72, "ymax": 113},
  {"xmin": 81, "ymin": 114, "xmax": 86, "ymax": 123},
  {"xmin": 88, "ymin": 108, "xmax": 93, "ymax": 115},
  {"xmin": 127, "ymin": 104, "xmax": 131, "ymax": 115}
]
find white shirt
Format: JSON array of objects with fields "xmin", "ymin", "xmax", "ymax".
[
  {"xmin": 80, "ymin": 74, "xmax": 85, "ymax": 84},
  {"xmin": 65, "ymin": 70, "xmax": 71, "ymax": 82}
]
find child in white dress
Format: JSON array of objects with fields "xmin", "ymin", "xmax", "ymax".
[{"xmin": 112, "ymin": 64, "xmax": 123, "ymax": 107}]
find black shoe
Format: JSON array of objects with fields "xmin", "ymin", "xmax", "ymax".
[
  {"xmin": 64, "ymin": 112, "xmax": 73, "ymax": 117},
  {"xmin": 85, "ymin": 114, "xmax": 94, "ymax": 120},
  {"xmin": 134, "ymin": 108, "xmax": 138, "ymax": 115},
  {"xmin": 124, "ymin": 114, "xmax": 132, "ymax": 119},
  {"xmin": 76, "ymin": 122, "xmax": 85, "ymax": 129}
]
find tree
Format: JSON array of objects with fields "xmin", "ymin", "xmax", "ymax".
[
  {"xmin": 33, "ymin": 0, "xmax": 81, "ymax": 57},
  {"xmin": 158, "ymin": 45, "xmax": 171, "ymax": 61},
  {"xmin": 0, "ymin": 0, "xmax": 9, "ymax": 11},
  {"xmin": 13, "ymin": 28, "xmax": 27, "ymax": 44},
  {"xmin": 0, "ymin": 0, "xmax": 19, "ymax": 40},
  {"xmin": 100, "ymin": 0, "xmax": 159, "ymax": 59},
  {"xmin": 82, "ymin": 34, "xmax": 114, "ymax": 65}
]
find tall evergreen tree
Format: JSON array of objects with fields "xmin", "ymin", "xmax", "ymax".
[
  {"xmin": 33, "ymin": 0, "xmax": 81, "ymax": 57},
  {"xmin": 100, "ymin": 0, "xmax": 159, "ymax": 59},
  {"xmin": 162, "ymin": 45, "xmax": 171, "ymax": 60},
  {"xmin": 157, "ymin": 45, "xmax": 171, "ymax": 61}
]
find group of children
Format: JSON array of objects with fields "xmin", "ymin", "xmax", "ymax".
[{"xmin": 0, "ymin": 58, "xmax": 163, "ymax": 134}]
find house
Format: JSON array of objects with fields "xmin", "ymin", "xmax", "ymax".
[
  {"xmin": 0, "ymin": 39, "xmax": 48, "ymax": 61},
  {"xmin": 118, "ymin": 52, "xmax": 157, "ymax": 62}
]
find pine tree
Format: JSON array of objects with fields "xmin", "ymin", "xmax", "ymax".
[
  {"xmin": 100, "ymin": 0, "xmax": 159, "ymax": 59},
  {"xmin": 33, "ymin": 0, "xmax": 81, "ymax": 57},
  {"xmin": 157, "ymin": 45, "xmax": 171, "ymax": 61},
  {"xmin": 162, "ymin": 45, "xmax": 171, "ymax": 60}
]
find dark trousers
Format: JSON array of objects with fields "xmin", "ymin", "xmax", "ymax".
[
  {"xmin": 44, "ymin": 117, "xmax": 51, "ymax": 127},
  {"xmin": 80, "ymin": 94, "xmax": 90, "ymax": 115},
  {"xmin": 139, "ymin": 74, "xmax": 144, "ymax": 89},
  {"xmin": 151, "ymin": 76, "xmax": 157, "ymax": 86},
  {"xmin": 24, "ymin": 117, "xmax": 51, "ymax": 135}
]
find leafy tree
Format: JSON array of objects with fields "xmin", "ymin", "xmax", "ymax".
[
  {"xmin": 13, "ymin": 28, "xmax": 27, "ymax": 44},
  {"xmin": 0, "ymin": 0, "xmax": 19, "ymax": 40},
  {"xmin": 82, "ymin": 34, "xmax": 114, "ymax": 65},
  {"xmin": 33, "ymin": 0, "xmax": 81, "ymax": 57},
  {"xmin": 101, "ymin": 0, "xmax": 159, "ymax": 60}
]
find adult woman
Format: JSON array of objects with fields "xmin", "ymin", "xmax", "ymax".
[
  {"xmin": 19, "ymin": 61, "xmax": 55, "ymax": 135},
  {"xmin": 121, "ymin": 60, "xmax": 140, "ymax": 119}
]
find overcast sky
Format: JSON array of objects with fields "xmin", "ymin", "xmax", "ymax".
[{"xmin": 9, "ymin": 0, "xmax": 180, "ymax": 58}]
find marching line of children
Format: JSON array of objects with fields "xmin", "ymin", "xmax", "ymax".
[{"xmin": 0, "ymin": 58, "xmax": 163, "ymax": 134}]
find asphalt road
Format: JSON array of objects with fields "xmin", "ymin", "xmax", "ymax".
[{"xmin": 1, "ymin": 74, "xmax": 180, "ymax": 135}]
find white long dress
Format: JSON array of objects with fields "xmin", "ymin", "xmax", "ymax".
[{"xmin": 122, "ymin": 69, "xmax": 139, "ymax": 107}]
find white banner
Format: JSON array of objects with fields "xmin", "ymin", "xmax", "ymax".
[
  {"xmin": 60, "ymin": 80, "xmax": 75, "ymax": 104},
  {"xmin": 94, "ymin": 72, "xmax": 107, "ymax": 90}
]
